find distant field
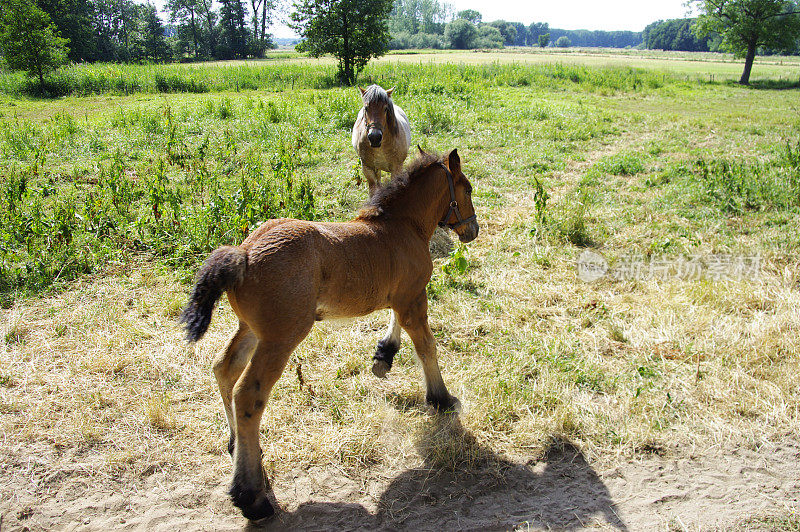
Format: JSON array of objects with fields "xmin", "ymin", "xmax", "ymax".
[
  {"xmin": 381, "ymin": 48, "xmax": 800, "ymax": 81},
  {"xmin": 1, "ymin": 54, "xmax": 799, "ymax": 530},
  {"xmin": 1, "ymin": 48, "xmax": 798, "ymax": 98},
  {"xmin": 259, "ymin": 47, "xmax": 800, "ymax": 82}
]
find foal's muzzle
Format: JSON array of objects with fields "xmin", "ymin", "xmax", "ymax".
[
  {"xmin": 457, "ymin": 219, "xmax": 479, "ymax": 243},
  {"xmin": 368, "ymin": 128, "xmax": 382, "ymax": 148}
]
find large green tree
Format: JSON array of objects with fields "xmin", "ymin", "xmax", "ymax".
[
  {"xmin": 489, "ymin": 20, "xmax": 516, "ymax": 46},
  {"xmin": 0, "ymin": 0, "xmax": 69, "ymax": 89},
  {"xmin": 389, "ymin": 0, "xmax": 450, "ymax": 35},
  {"xmin": 36, "ymin": 0, "xmax": 96, "ymax": 61},
  {"xmin": 196, "ymin": 0, "xmax": 219, "ymax": 58},
  {"xmin": 444, "ymin": 17, "xmax": 476, "ymax": 49},
  {"xmin": 537, "ymin": 32, "xmax": 549, "ymax": 47},
  {"xmin": 219, "ymin": 0, "xmax": 249, "ymax": 59},
  {"xmin": 290, "ymin": 0, "xmax": 393, "ymax": 85},
  {"xmin": 692, "ymin": 0, "xmax": 800, "ymax": 84},
  {"xmin": 140, "ymin": 3, "xmax": 170, "ymax": 61},
  {"xmin": 510, "ymin": 21, "xmax": 527, "ymax": 46},
  {"xmin": 455, "ymin": 9, "xmax": 480, "ymax": 24},
  {"xmin": 527, "ymin": 21, "xmax": 549, "ymax": 45},
  {"xmin": 167, "ymin": 0, "xmax": 201, "ymax": 58}
]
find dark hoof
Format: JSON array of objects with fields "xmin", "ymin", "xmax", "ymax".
[
  {"xmin": 372, "ymin": 359, "xmax": 390, "ymax": 378},
  {"xmin": 227, "ymin": 434, "xmax": 235, "ymax": 456},
  {"xmin": 373, "ymin": 339, "xmax": 398, "ymax": 378},
  {"xmin": 240, "ymin": 494, "xmax": 275, "ymax": 521},
  {"xmin": 426, "ymin": 394, "xmax": 461, "ymax": 414},
  {"xmin": 229, "ymin": 482, "xmax": 256, "ymax": 509},
  {"xmin": 229, "ymin": 471, "xmax": 267, "ymax": 510}
]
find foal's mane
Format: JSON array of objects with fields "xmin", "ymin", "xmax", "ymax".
[
  {"xmin": 362, "ymin": 84, "xmax": 398, "ymax": 134},
  {"xmin": 356, "ymin": 151, "xmax": 443, "ymax": 220}
]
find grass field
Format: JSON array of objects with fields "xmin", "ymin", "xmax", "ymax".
[
  {"xmin": 1, "ymin": 50, "xmax": 799, "ymax": 529},
  {"xmin": 383, "ymin": 48, "xmax": 800, "ymax": 81}
]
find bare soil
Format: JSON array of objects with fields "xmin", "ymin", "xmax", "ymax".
[{"xmin": 3, "ymin": 421, "xmax": 798, "ymax": 531}]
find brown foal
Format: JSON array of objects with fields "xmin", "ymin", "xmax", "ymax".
[{"xmin": 180, "ymin": 149, "xmax": 478, "ymax": 521}]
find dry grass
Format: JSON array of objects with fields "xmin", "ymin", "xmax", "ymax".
[{"xmin": 1, "ymin": 175, "xmax": 797, "ymax": 488}]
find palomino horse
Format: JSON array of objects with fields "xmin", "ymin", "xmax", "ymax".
[
  {"xmin": 351, "ymin": 84, "xmax": 411, "ymax": 195},
  {"xmin": 180, "ymin": 149, "xmax": 478, "ymax": 521}
]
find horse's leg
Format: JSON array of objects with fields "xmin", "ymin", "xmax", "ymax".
[
  {"xmin": 212, "ymin": 322, "xmax": 257, "ymax": 455},
  {"xmin": 362, "ymin": 163, "xmax": 380, "ymax": 195},
  {"xmin": 390, "ymin": 160, "xmax": 404, "ymax": 180},
  {"xmin": 228, "ymin": 331, "xmax": 309, "ymax": 521},
  {"xmin": 396, "ymin": 293, "xmax": 458, "ymax": 412},
  {"xmin": 373, "ymin": 310, "xmax": 401, "ymax": 378}
]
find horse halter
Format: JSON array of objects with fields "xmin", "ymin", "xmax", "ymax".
[{"xmin": 437, "ymin": 162, "xmax": 477, "ymax": 230}]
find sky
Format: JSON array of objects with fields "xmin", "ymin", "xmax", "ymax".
[
  {"xmin": 445, "ymin": 0, "xmax": 695, "ymax": 32},
  {"xmin": 267, "ymin": 0, "xmax": 696, "ymax": 38},
  {"xmin": 148, "ymin": 0, "xmax": 696, "ymax": 38}
]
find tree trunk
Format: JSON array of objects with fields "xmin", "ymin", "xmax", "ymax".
[
  {"xmin": 201, "ymin": 0, "xmax": 216, "ymax": 57},
  {"xmin": 250, "ymin": 0, "xmax": 261, "ymax": 41},
  {"xmin": 260, "ymin": 0, "xmax": 267, "ymax": 44},
  {"xmin": 739, "ymin": 39, "xmax": 757, "ymax": 85},
  {"xmin": 341, "ymin": 11, "xmax": 352, "ymax": 85},
  {"xmin": 190, "ymin": 8, "xmax": 199, "ymax": 58}
]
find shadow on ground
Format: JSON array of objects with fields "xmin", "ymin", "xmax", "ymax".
[{"xmin": 252, "ymin": 414, "xmax": 628, "ymax": 531}]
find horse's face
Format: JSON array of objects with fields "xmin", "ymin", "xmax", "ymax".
[
  {"xmin": 443, "ymin": 149, "xmax": 479, "ymax": 243},
  {"xmin": 360, "ymin": 86, "xmax": 395, "ymax": 148}
]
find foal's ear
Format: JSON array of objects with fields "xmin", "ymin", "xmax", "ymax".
[
  {"xmin": 448, "ymin": 149, "xmax": 461, "ymax": 172},
  {"xmin": 386, "ymin": 87, "xmax": 395, "ymax": 97},
  {"xmin": 358, "ymin": 86, "xmax": 366, "ymax": 96}
]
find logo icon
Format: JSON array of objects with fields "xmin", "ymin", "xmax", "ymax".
[{"xmin": 577, "ymin": 250, "xmax": 608, "ymax": 282}]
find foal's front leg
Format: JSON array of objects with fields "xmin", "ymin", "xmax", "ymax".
[{"xmin": 397, "ymin": 293, "xmax": 459, "ymax": 411}]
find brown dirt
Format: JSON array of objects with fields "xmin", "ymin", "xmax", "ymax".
[{"xmin": 2, "ymin": 420, "xmax": 798, "ymax": 531}]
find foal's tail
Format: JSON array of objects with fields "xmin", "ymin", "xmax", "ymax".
[{"xmin": 179, "ymin": 246, "xmax": 247, "ymax": 343}]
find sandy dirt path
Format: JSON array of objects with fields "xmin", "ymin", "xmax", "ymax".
[{"xmin": 3, "ymin": 433, "xmax": 798, "ymax": 531}]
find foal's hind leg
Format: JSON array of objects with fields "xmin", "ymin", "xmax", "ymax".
[
  {"xmin": 373, "ymin": 310, "xmax": 401, "ymax": 378},
  {"xmin": 229, "ymin": 330, "xmax": 311, "ymax": 521},
  {"xmin": 396, "ymin": 293, "xmax": 458, "ymax": 412},
  {"xmin": 213, "ymin": 323, "xmax": 257, "ymax": 455}
]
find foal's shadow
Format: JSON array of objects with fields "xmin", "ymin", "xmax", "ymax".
[{"xmin": 252, "ymin": 414, "xmax": 628, "ymax": 531}]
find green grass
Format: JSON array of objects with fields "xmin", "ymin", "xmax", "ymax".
[
  {"xmin": 0, "ymin": 54, "xmax": 771, "ymax": 99},
  {"xmin": 693, "ymin": 140, "xmax": 800, "ymax": 213},
  {"xmin": 0, "ymin": 101, "xmax": 320, "ymax": 300},
  {"xmin": 2, "ymin": 56, "xmax": 799, "ymax": 300}
]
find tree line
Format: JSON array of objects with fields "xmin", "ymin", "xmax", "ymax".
[
  {"xmin": 644, "ymin": 16, "xmax": 799, "ymax": 55},
  {"xmin": 388, "ymin": 2, "xmax": 642, "ymax": 50},
  {"xmin": 1, "ymin": 0, "xmax": 799, "ymax": 89},
  {"xmin": 0, "ymin": 0, "xmax": 276, "ymax": 66}
]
